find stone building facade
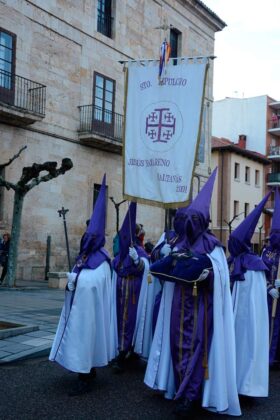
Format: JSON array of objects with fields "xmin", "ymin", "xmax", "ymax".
[{"xmin": 0, "ymin": 0, "xmax": 225, "ymax": 280}]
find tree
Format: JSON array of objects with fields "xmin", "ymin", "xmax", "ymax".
[{"xmin": 0, "ymin": 146, "xmax": 73, "ymax": 287}]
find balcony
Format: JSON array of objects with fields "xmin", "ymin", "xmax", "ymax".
[
  {"xmin": 0, "ymin": 70, "xmax": 46, "ymax": 126},
  {"xmin": 97, "ymin": 12, "xmax": 113, "ymax": 38},
  {"xmin": 268, "ymin": 145, "xmax": 280, "ymax": 160},
  {"xmin": 268, "ymin": 119, "xmax": 280, "ymax": 136},
  {"xmin": 267, "ymin": 172, "xmax": 280, "ymax": 185},
  {"xmin": 78, "ymin": 104, "xmax": 123, "ymax": 153}
]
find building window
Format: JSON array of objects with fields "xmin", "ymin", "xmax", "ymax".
[
  {"xmin": 244, "ymin": 202, "xmax": 249, "ymax": 218},
  {"xmin": 170, "ymin": 28, "xmax": 181, "ymax": 65},
  {"xmin": 255, "ymin": 170, "xmax": 260, "ymax": 186},
  {"xmin": 93, "ymin": 72, "xmax": 115, "ymax": 135},
  {"xmin": 97, "ymin": 0, "xmax": 113, "ymax": 38},
  {"xmin": 93, "ymin": 182, "xmax": 108, "ymax": 226},
  {"xmin": 234, "ymin": 162, "xmax": 240, "ymax": 180},
  {"xmin": 234, "ymin": 200, "xmax": 239, "ymax": 217},
  {"xmin": 245, "ymin": 166, "xmax": 250, "ymax": 183},
  {"xmin": 0, "ymin": 28, "xmax": 16, "ymax": 103}
]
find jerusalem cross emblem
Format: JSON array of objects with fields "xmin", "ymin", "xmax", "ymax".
[{"xmin": 145, "ymin": 107, "xmax": 176, "ymax": 143}]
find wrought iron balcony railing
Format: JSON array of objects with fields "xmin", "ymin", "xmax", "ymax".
[
  {"xmin": 97, "ymin": 11, "xmax": 113, "ymax": 38},
  {"xmin": 267, "ymin": 172, "xmax": 280, "ymax": 183},
  {"xmin": 0, "ymin": 70, "xmax": 46, "ymax": 116},
  {"xmin": 78, "ymin": 104, "xmax": 123, "ymax": 142},
  {"xmin": 269, "ymin": 119, "xmax": 280, "ymax": 130},
  {"xmin": 268, "ymin": 145, "xmax": 280, "ymax": 156}
]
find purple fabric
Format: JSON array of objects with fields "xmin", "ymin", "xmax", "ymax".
[
  {"xmin": 170, "ymin": 275, "xmax": 214, "ymax": 400},
  {"xmin": 113, "ymin": 243, "xmax": 146, "ymax": 352},
  {"xmin": 116, "ymin": 273, "xmax": 142, "ymax": 352},
  {"xmin": 228, "ymin": 192, "xmax": 271, "ymax": 280},
  {"xmin": 270, "ymin": 188, "xmax": 280, "ymax": 250},
  {"xmin": 262, "ymin": 246, "xmax": 280, "ymax": 364},
  {"xmin": 152, "ymin": 290, "xmax": 162, "ymax": 336},
  {"xmin": 118, "ymin": 202, "xmax": 137, "ymax": 262},
  {"xmin": 75, "ymin": 174, "xmax": 109, "ymax": 270}
]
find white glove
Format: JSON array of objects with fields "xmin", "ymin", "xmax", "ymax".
[
  {"xmin": 275, "ymin": 279, "xmax": 280, "ymax": 288},
  {"xmin": 160, "ymin": 244, "xmax": 171, "ymax": 257},
  {"xmin": 197, "ymin": 269, "xmax": 210, "ymax": 281},
  {"xmin": 129, "ymin": 247, "xmax": 139, "ymax": 265},
  {"xmin": 67, "ymin": 272, "xmax": 77, "ymax": 291},
  {"xmin": 269, "ymin": 288, "xmax": 279, "ymax": 299}
]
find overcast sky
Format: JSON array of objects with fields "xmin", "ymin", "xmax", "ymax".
[{"xmin": 203, "ymin": 0, "xmax": 280, "ymax": 101}]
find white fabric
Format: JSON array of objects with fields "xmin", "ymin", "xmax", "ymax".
[
  {"xmin": 144, "ymin": 280, "xmax": 176, "ymax": 399},
  {"xmin": 133, "ymin": 259, "xmax": 161, "ymax": 359},
  {"xmin": 124, "ymin": 61, "xmax": 207, "ymax": 205},
  {"xmin": 232, "ymin": 270, "xmax": 269, "ymax": 397},
  {"xmin": 109, "ymin": 270, "xmax": 119, "ymax": 361},
  {"xmin": 202, "ymin": 246, "xmax": 241, "ymax": 416},
  {"xmin": 49, "ymin": 261, "xmax": 112, "ymax": 373}
]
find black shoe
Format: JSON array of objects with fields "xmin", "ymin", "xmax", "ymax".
[
  {"xmin": 90, "ymin": 368, "xmax": 97, "ymax": 378},
  {"xmin": 173, "ymin": 399, "xmax": 198, "ymax": 417},
  {"xmin": 111, "ymin": 353, "xmax": 126, "ymax": 374},
  {"xmin": 68, "ymin": 379, "xmax": 91, "ymax": 397}
]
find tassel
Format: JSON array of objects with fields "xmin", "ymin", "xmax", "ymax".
[
  {"xmin": 147, "ymin": 274, "xmax": 152, "ymax": 284},
  {"xmin": 132, "ymin": 279, "xmax": 136, "ymax": 304},
  {"xmin": 192, "ymin": 281, "xmax": 197, "ymax": 296},
  {"xmin": 204, "ymin": 366, "xmax": 209, "ymax": 380}
]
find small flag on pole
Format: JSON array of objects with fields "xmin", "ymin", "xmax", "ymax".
[{"xmin": 159, "ymin": 40, "xmax": 171, "ymax": 81}]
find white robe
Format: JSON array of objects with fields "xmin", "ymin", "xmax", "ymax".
[
  {"xmin": 202, "ymin": 246, "xmax": 241, "ymax": 416},
  {"xmin": 49, "ymin": 261, "xmax": 112, "ymax": 373},
  {"xmin": 145, "ymin": 246, "xmax": 241, "ymax": 416},
  {"xmin": 232, "ymin": 270, "xmax": 269, "ymax": 397},
  {"xmin": 109, "ymin": 257, "xmax": 156, "ymax": 359}
]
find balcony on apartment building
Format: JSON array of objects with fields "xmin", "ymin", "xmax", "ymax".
[
  {"xmin": 268, "ymin": 144, "xmax": 280, "ymax": 160},
  {"xmin": 268, "ymin": 101, "xmax": 280, "ymax": 136},
  {"xmin": 78, "ymin": 104, "xmax": 123, "ymax": 153},
  {"xmin": 0, "ymin": 70, "xmax": 46, "ymax": 125},
  {"xmin": 267, "ymin": 172, "xmax": 280, "ymax": 185}
]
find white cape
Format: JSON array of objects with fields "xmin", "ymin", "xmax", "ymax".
[
  {"xmin": 232, "ymin": 270, "xmax": 269, "ymax": 397},
  {"xmin": 202, "ymin": 246, "xmax": 241, "ymax": 416},
  {"xmin": 109, "ymin": 257, "xmax": 157, "ymax": 359},
  {"xmin": 144, "ymin": 280, "xmax": 176, "ymax": 399},
  {"xmin": 49, "ymin": 261, "xmax": 112, "ymax": 373}
]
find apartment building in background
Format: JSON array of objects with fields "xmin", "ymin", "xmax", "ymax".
[
  {"xmin": 211, "ymin": 135, "xmax": 270, "ymax": 251},
  {"xmin": 212, "ymin": 95, "xmax": 280, "ymax": 233},
  {"xmin": 0, "ymin": 1, "xmax": 225, "ymax": 280}
]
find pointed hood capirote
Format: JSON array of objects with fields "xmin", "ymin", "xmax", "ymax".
[
  {"xmin": 75, "ymin": 174, "xmax": 110, "ymax": 271},
  {"xmin": 228, "ymin": 192, "xmax": 271, "ymax": 257},
  {"xmin": 183, "ymin": 167, "xmax": 221, "ymax": 254},
  {"xmin": 118, "ymin": 201, "xmax": 137, "ymax": 262},
  {"xmin": 270, "ymin": 187, "xmax": 280, "ymax": 250},
  {"xmin": 228, "ymin": 192, "xmax": 271, "ymax": 281}
]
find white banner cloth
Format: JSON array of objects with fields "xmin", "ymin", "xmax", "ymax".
[{"xmin": 124, "ymin": 60, "xmax": 207, "ymax": 206}]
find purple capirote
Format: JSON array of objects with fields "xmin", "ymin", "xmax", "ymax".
[
  {"xmin": 228, "ymin": 192, "xmax": 271, "ymax": 281},
  {"xmin": 74, "ymin": 173, "xmax": 110, "ymax": 271}
]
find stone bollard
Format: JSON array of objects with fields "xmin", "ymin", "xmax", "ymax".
[{"xmin": 47, "ymin": 272, "xmax": 68, "ymax": 289}]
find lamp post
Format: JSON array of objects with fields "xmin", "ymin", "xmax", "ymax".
[
  {"xmin": 110, "ymin": 197, "xmax": 126, "ymax": 233},
  {"xmin": 58, "ymin": 206, "xmax": 71, "ymax": 272},
  {"xmin": 224, "ymin": 211, "xmax": 244, "ymax": 236}
]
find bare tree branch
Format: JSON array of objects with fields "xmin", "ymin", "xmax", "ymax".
[
  {"xmin": 0, "ymin": 145, "xmax": 27, "ymax": 170},
  {"xmin": 24, "ymin": 158, "xmax": 73, "ymax": 192},
  {"xmin": 0, "ymin": 176, "xmax": 17, "ymax": 191}
]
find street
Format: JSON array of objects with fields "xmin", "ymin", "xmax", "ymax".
[{"xmin": 0, "ymin": 356, "xmax": 279, "ymax": 420}]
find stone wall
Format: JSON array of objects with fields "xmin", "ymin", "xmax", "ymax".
[{"xmin": 0, "ymin": 0, "xmax": 223, "ymax": 279}]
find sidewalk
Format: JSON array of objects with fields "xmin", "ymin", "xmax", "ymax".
[{"xmin": 0, "ymin": 282, "xmax": 64, "ymax": 364}]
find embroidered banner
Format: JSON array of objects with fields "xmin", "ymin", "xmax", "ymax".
[{"xmin": 123, "ymin": 59, "xmax": 208, "ymax": 207}]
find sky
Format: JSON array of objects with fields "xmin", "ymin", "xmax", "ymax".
[{"xmin": 203, "ymin": 0, "xmax": 280, "ymax": 101}]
